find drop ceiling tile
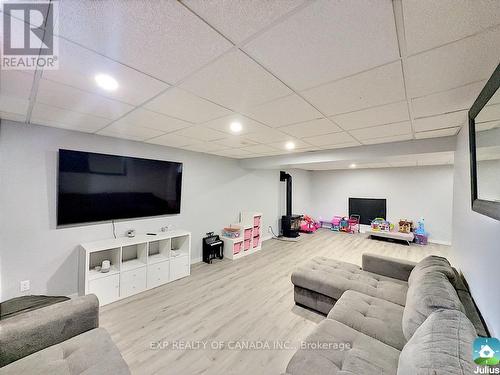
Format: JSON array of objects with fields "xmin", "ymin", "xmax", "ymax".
[
  {"xmin": 0, "ymin": 70, "xmax": 33, "ymax": 117},
  {"xmin": 412, "ymin": 80, "xmax": 485, "ymax": 117},
  {"xmin": 303, "ymin": 132, "xmax": 357, "ymax": 147},
  {"xmin": 279, "ymin": 118, "xmax": 342, "ymax": 138},
  {"xmin": 406, "ymin": 28, "xmax": 500, "ymax": 98},
  {"xmin": 202, "ymin": 114, "xmax": 269, "ymax": 135},
  {"xmin": 268, "ymin": 138, "xmax": 310, "ymax": 150},
  {"xmin": 36, "ymin": 79, "xmax": 133, "ymax": 120},
  {"xmin": 332, "ymin": 101, "xmax": 410, "ymax": 130},
  {"xmin": 0, "ymin": 70, "xmax": 34, "ymax": 99},
  {"xmin": 403, "ymin": 0, "xmax": 500, "ymax": 55},
  {"xmin": 212, "ymin": 148, "xmax": 254, "ymax": 158},
  {"xmin": 180, "ymin": 142, "xmax": 231, "ymax": 153},
  {"xmin": 415, "ymin": 127, "xmax": 460, "ymax": 139},
  {"xmin": 57, "ymin": 1, "xmax": 232, "ymax": 83},
  {"xmin": 31, "ymin": 103, "xmax": 111, "ymax": 133},
  {"xmin": 173, "ymin": 126, "xmax": 227, "ymax": 141},
  {"xmin": 244, "ymin": 0, "xmax": 399, "ymax": 90},
  {"xmin": 240, "ymin": 144, "xmax": 280, "ymax": 154},
  {"xmin": 414, "ymin": 111, "xmax": 466, "ymax": 132},
  {"xmin": 350, "ymin": 121, "xmax": 412, "ymax": 140},
  {"xmin": 302, "ymin": 62, "xmax": 406, "ymax": 116},
  {"xmin": 42, "ymin": 38, "xmax": 169, "ymax": 105},
  {"xmin": 180, "ymin": 49, "xmax": 292, "ymax": 112},
  {"xmin": 476, "ymin": 120, "xmax": 500, "ymax": 132},
  {"xmin": 144, "ymin": 87, "xmax": 231, "ymax": 123},
  {"xmin": 477, "ymin": 103, "xmax": 500, "ymax": 123},
  {"xmin": 181, "ymin": 0, "xmax": 306, "ymax": 43},
  {"xmin": 0, "ymin": 96, "xmax": 29, "ymax": 117},
  {"xmin": 361, "ymin": 134, "xmax": 413, "ymax": 145},
  {"xmin": 98, "ymin": 125, "xmax": 164, "ymax": 141},
  {"xmin": 244, "ymin": 128, "xmax": 290, "ymax": 143},
  {"xmin": 244, "ymin": 94, "xmax": 322, "ymax": 127},
  {"xmin": 112, "ymin": 108, "xmax": 191, "ymax": 133},
  {"xmin": 0, "ymin": 111, "xmax": 26, "ymax": 123},
  {"xmin": 213, "ymin": 136, "xmax": 258, "ymax": 148},
  {"xmin": 147, "ymin": 134, "xmax": 200, "ymax": 148}
]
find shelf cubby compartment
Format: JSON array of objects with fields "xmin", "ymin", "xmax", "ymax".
[
  {"xmin": 88, "ymin": 247, "xmax": 120, "ymax": 280},
  {"xmin": 148, "ymin": 239, "xmax": 171, "ymax": 264},
  {"xmin": 121, "ymin": 243, "xmax": 147, "ymax": 272},
  {"xmin": 171, "ymin": 235, "xmax": 190, "ymax": 258}
]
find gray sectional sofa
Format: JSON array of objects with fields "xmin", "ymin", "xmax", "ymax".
[
  {"xmin": 287, "ymin": 254, "xmax": 489, "ymax": 374},
  {"xmin": 0, "ymin": 294, "xmax": 130, "ymax": 374}
]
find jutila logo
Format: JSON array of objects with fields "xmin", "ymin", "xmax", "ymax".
[
  {"xmin": 473, "ymin": 337, "xmax": 500, "ymax": 374},
  {"xmin": 1, "ymin": 1, "xmax": 59, "ymax": 70}
]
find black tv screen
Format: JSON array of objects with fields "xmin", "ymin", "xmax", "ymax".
[
  {"xmin": 57, "ymin": 149, "xmax": 182, "ymax": 226},
  {"xmin": 349, "ymin": 198, "xmax": 387, "ymax": 225}
]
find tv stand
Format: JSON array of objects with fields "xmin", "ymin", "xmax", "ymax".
[{"xmin": 79, "ymin": 230, "xmax": 191, "ymax": 305}]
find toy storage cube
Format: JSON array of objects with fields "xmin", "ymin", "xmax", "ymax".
[
  {"xmin": 244, "ymin": 229, "xmax": 252, "ymax": 240},
  {"xmin": 233, "ymin": 241, "xmax": 242, "ymax": 254},
  {"xmin": 253, "ymin": 236, "xmax": 260, "ymax": 248},
  {"xmin": 244, "ymin": 239, "xmax": 251, "ymax": 251},
  {"xmin": 254, "ymin": 216, "xmax": 261, "ymax": 227}
]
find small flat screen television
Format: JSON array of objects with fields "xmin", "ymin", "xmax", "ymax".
[
  {"xmin": 349, "ymin": 198, "xmax": 386, "ymax": 225},
  {"xmin": 57, "ymin": 149, "xmax": 182, "ymax": 226}
]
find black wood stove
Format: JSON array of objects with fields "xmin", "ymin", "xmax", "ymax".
[{"xmin": 280, "ymin": 171, "xmax": 302, "ymax": 238}]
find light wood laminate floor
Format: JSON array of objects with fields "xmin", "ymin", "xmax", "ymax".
[{"xmin": 100, "ymin": 229, "xmax": 450, "ymax": 375}]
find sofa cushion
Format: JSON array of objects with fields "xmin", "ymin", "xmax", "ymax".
[
  {"xmin": 402, "ymin": 272, "xmax": 465, "ymax": 340},
  {"xmin": 0, "ymin": 328, "xmax": 130, "ymax": 375},
  {"xmin": 327, "ymin": 290, "xmax": 406, "ymax": 350},
  {"xmin": 398, "ymin": 309, "xmax": 476, "ymax": 375},
  {"xmin": 408, "ymin": 255, "xmax": 455, "ymax": 286},
  {"xmin": 286, "ymin": 319, "xmax": 400, "ymax": 375},
  {"xmin": 291, "ymin": 256, "xmax": 408, "ymax": 306}
]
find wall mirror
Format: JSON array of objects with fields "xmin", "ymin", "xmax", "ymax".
[{"xmin": 469, "ymin": 63, "xmax": 500, "ymax": 221}]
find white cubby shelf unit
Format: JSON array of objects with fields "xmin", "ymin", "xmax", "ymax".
[
  {"xmin": 221, "ymin": 212, "xmax": 262, "ymax": 260},
  {"xmin": 79, "ymin": 230, "xmax": 191, "ymax": 305}
]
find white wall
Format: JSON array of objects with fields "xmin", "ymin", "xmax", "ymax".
[
  {"xmin": 309, "ymin": 166, "xmax": 454, "ymax": 244},
  {"xmin": 452, "ymin": 120, "xmax": 500, "ymax": 337},
  {"xmin": 0, "ymin": 121, "xmax": 289, "ymax": 301}
]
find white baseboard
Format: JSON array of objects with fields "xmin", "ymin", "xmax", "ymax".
[
  {"xmin": 191, "ymin": 256, "xmax": 202, "ymax": 264},
  {"xmin": 428, "ymin": 239, "xmax": 451, "ymax": 246}
]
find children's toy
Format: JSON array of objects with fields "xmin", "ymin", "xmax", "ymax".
[
  {"xmin": 222, "ymin": 225, "xmax": 241, "ymax": 238},
  {"xmin": 414, "ymin": 218, "xmax": 428, "ymax": 245},
  {"xmin": 331, "ymin": 216, "xmax": 342, "ymax": 231},
  {"xmin": 398, "ymin": 219, "xmax": 413, "ymax": 234},
  {"xmin": 371, "ymin": 218, "xmax": 392, "ymax": 232},
  {"xmin": 339, "ymin": 217, "xmax": 350, "ymax": 232},
  {"xmin": 415, "ymin": 218, "xmax": 426, "ymax": 235},
  {"xmin": 299, "ymin": 215, "xmax": 320, "ymax": 233},
  {"xmin": 347, "ymin": 214, "xmax": 360, "ymax": 234}
]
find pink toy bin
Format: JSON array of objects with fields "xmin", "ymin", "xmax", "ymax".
[
  {"xmin": 233, "ymin": 242, "xmax": 242, "ymax": 254},
  {"xmin": 244, "ymin": 228, "xmax": 252, "ymax": 240},
  {"xmin": 253, "ymin": 236, "xmax": 260, "ymax": 248},
  {"xmin": 254, "ymin": 216, "xmax": 261, "ymax": 227},
  {"xmin": 244, "ymin": 239, "xmax": 251, "ymax": 251}
]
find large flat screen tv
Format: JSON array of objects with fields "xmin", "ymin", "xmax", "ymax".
[
  {"xmin": 57, "ymin": 149, "xmax": 183, "ymax": 226},
  {"xmin": 349, "ymin": 198, "xmax": 386, "ymax": 225}
]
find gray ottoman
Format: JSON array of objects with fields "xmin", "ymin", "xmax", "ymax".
[{"xmin": 291, "ymin": 256, "xmax": 408, "ymax": 314}]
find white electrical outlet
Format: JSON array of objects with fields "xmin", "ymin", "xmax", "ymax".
[{"xmin": 20, "ymin": 280, "xmax": 30, "ymax": 292}]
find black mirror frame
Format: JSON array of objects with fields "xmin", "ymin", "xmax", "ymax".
[{"xmin": 468, "ymin": 63, "xmax": 500, "ymax": 221}]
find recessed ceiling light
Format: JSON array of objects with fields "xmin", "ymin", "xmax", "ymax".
[
  {"xmin": 349, "ymin": 163, "xmax": 357, "ymax": 168},
  {"xmin": 230, "ymin": 121, "xmax": 242, "ymax": 133},
  {"xmin": 95, "ymin": 74, "xmax": 119, "ymax": 91},
  {"xmin": 285, "ymin": 141, "xmax": 295, "ymax": 150}
]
